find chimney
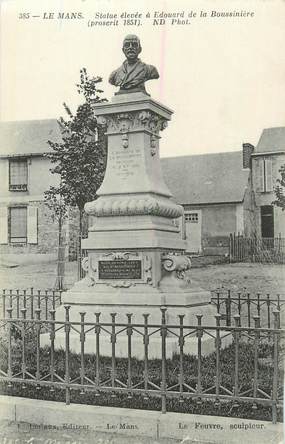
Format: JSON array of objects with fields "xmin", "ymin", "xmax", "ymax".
[{"xmin": 242, "ymin": 143, "xmax": 254, "ymax": 169}]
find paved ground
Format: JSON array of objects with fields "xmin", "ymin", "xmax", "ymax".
[{"xmin": 0, "ymin": 260, "xmax": 284, "ymax": 296}]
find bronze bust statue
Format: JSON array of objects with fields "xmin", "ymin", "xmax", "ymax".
[{"xmin": 109, "ymin": 35, "xmax": 159, "ymax": 94}]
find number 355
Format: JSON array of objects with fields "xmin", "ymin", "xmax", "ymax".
[{"xmin": 19, "ymin": 13, "xmax": 30, "ymax": 19}]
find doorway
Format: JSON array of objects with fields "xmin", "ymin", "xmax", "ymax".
[
  {"xmin": 184, "ymin": 210, "xmax": 202, "ymax": 253},
  {"xmin": 261, "ymin": 206, "xmax": 274, "ymax": 238}
]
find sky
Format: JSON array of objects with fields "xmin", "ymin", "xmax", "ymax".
[{"xmin": 0, "ymin": 0, "xmax": 285, "ymax": 157}]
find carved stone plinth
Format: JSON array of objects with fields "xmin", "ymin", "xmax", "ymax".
[{"xmin": 51, "ymin": 92, "xmax": 218, "ymax": 357}]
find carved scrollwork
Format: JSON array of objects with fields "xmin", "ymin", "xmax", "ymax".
[
  {"xmin": 105, "ymin": 112, "xmax": 134, "ymax": 133},
  {"xmin": 137, "ymin": 111, "xmax": 167, "ymax": 134},
  {"xmin": 102, "ymin": 110, "xmax": 168, "ymax": 135},
  {"xmin": 103, "ymin": 251, "xmax": 136, "ymax": 260},
  {"xmin": 162, "ymin": 253, "xmax": 191, "ymax": 282},
  {"xmin": 150, "ymin": 135, "xmax": 157, "ymax": 156},
  {"xmin": 122, "ymin": 133, "xmax": 129, "ymax": 148},
  {"xmin": 138, "ymin": 110, "xmax": 151, "ymax": 124},
  {"xmin": 97, "ymin": 116, "xmax": 107, "ymax": 127},
  {"xmin": 81, "ymin": 257, "xmax": 89, "ymax": 272},
  {"xmin": 160, "ymin": 253, "xmax": 192, "ymax": 289},
  {"xmin": 162, "ymin": 253, "xmax": 191, "ymax": 272},
  {"xmin": 144, "ymin": 255, "xmax": 152, "ymax": 284}
]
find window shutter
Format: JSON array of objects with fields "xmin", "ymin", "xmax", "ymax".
[
  {"xmin": 0, "ymin": 207, "xmax": 8, "ymax": 244},
  {"xmin": 27, "ymin": 206, "xmax": 38, "ymax": 244},
  {"xmin": 255, "ymin": 158, "xmax": 264, "ymax": 192},
  {"xmin": 265, "ymin": 158, "xmax": 272, "ymax": 192}
]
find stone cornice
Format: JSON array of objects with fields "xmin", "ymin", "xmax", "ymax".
[
  {"xmin": 97, "ymin": 109, "xmax": 169, "ymax": 136},
  {"xmin": 85, "ymin": 195, "xmax": 183, "ymax": 219}
]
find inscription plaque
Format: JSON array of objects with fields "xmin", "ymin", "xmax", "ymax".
[{"xmin": 98, "ymin": 260, "xmax": 142, "ymax": 280}]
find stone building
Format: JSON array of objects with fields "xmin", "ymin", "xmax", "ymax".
[
  {"xmin": 162, "ymin": 127, "xmax": 285, "ymax": 254},
  {"xmin": 250, "ymin": 127, "xmax": 285, "ymax": 239},
  {"xmin": 0, "ymin": 119, "xmax": 284, "ymax": 262},
  {"xmin": 162, "ymin": 151, "xmax": 251, "ymax": 255},
  {"xmin": 0, "ymin": 120, "xmax": 79, "ymax": 264}
]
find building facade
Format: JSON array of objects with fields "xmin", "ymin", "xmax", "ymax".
[
  {"xmin": 0, "ymin": 120, "xmax": 79, "ymax": 264},
  {"xmin": 162, "ymin": 151, "xmax": 251, "ymax": 255},
  {"xmin": 0, "ymin": 120, "xmax": 284, "ymax": 262},
  {"xmin": 162, "ymin": 127, "xmax": 285, "ymax": 255},
  {"xmin": 251, "ymin": 128, "xmax": 285, "ymax": 240}
]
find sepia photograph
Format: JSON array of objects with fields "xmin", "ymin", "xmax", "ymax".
[{"xmin": 0, "ymin": 0, "xmax": 284, "ymax": 443}]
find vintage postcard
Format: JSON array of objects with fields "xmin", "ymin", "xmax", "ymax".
[{"xmin": 0, "ymin": 0, "xmax": 284, "ymax": 443}]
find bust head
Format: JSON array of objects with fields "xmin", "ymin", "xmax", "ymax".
[{"xmin": 122, "ymin": 35, "xmax": 142, "ymax": 64}]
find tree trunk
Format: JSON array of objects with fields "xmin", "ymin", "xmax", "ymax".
[
  {"xmin": 55, "ymin": 215, "xmax": 65, "ymax": 290},
  {"xmin": 77, "ymin": 209, "xmax": 83, "ymax": 280}
]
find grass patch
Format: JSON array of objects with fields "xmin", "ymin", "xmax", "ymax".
[{"xmin": 0, "ymin": 337, "xmax": 283, "ymax": 422}]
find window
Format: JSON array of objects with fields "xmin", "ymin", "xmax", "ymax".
[
  {"xmin": 185, "ymin": 213, "xmax": 199, "ymax": 223},
  {"xmin": 9, "ymin": 158, "xmax": 28, "ymax": 191},
  {"xmin": 257, "ymin": 157, "xmax": 272, "ymax": 193},
  {"xmin": 9, "ymin": 207, "xmax": 27, "ymax": 243},
  {"xmin": 0, "ymin": 206, "xmax": 38, "ymax": 244}
]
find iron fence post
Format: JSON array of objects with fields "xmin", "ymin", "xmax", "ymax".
[
  {"xmin": 21, "ymin": 308, "xmax": 27, "ymax": 383},
  {"xmin": 94, "ymin": 312, "xmax": 101, "ymax": 389},
  {"xmin": 237, "ymin": 293, "xmax": 241, "ymax": 318},
  {"xmin": 267, "ymin": 294, "xmax": 271, "ymax": 331},
  {"xmin": 277, "ymin": 294, "xmax": 281, "ymax": 313},
  {"xmin": 196, "ymin": 314, "xmax": 203, "ymax": 397},
  {"xmin": 79, "ymin": 312, "xmax": 86, "ymax": 393},
  {"xmin": 49, "ymin": 309, "xmax": 56, "ymax": 387},
  {"xmin": 252, "ymin": 316, "xmax": 260, "ymax": 404},
  {"xmin": 257, "ymin": 293, "xmax": 261, "ymax": 319},
  {"xmin": 126, "ymin": 313, "xmax": 133, "ymax": 392},
  {"xmin": 247, "ymin": 293, "xmax": 251, "ymax": 329},
  {"xmin": 37, "ymin": 290, "xmax": 41, "ymax": 310},
  {"xmin": 64, "ymin": 305, "xmax": 71, "ymax": 405},
  {"xmin": 143, "ymin": 313, "xmax": 150, "ymax": 395},
  {"xmin": 45, "ymin": 291, "xmax": 48, "ymax": 320},
  {"xmin": 160, "ymin": 307, "xmax": 167, "ymax": 414},
  {"xmin": 233, "ymin": 315, "xmax": 240, "ymax": 399},
  {"xmin": 23, "ymin": 290, "xmax": 26, "ymax": 311},
  {"xmin": 216, "ymin": 292, "xmax": 220, "ymax": 314},
  {"xmin": 226, "ymin": 290, "xmax": 231, "ymax": 326},
  {"xmin": 178, "ymin": 314, "xmax": 185, "ymax": 400},
  {"xmin": 215, "ymin": 314, "xmax": 222, "ymax": 399},
  {"xmin": 7, "ymin": 307, "xmax": 13, "ymax": 381},
  {"xmin": 30, "ymin": 294, "xmax": 34, "ymax": 319},
  {"xmin": 110, "ymin": 313, "xmax": 117, "ymax": 391},
  {"xmin": 30, "ymin": 288, "xmax": 34, "ymax": 320},
  {"xmin": 9, "ymin": 290, "xmax": 13, "ymax": 312},
  {"xmin": 35, "ymin": 308, "xmax": 41, "ymax": 383},
  {"xmin": 52, "ymin": 291, "xmax": 56, "ymax": 310},
  {"xmin": 272, "ymin": 310, "xmax": 280, "ymax": 424}
]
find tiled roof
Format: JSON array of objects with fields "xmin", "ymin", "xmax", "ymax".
[
  {"xmin": 161, "ymin": 151, "xmax": 249, "ymax": 205},
  {"xmin": 255, "ymin": 127, "xmax": 285, "ymax": 153},
  {"xmin": 0, "ymin": 119, "xmax": 61, "ymax": 156}
]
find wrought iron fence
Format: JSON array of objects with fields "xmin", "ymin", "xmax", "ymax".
[
  {"xmin": 1, "ymin": 289, "xmax": 62, "ymax": 320},
  {"xmin": 2, "ymin": 287, "xmax": 284, "ymax": 329},
  {"xmin": 0, "ymin": 306, "xmax": 283, "ymax": 423},
  {"xmin": 229, "ymin": 234, "xmax": 285, "ymax": 264},
  {"xmin": 77, "ymin": 248, "xmax": 88, "ymax": 280},
  {"xmin": 211, "ymin": 289, "xmax": 285, "ymax": 329}
]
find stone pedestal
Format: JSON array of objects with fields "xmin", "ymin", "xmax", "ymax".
[{"xmin": 49, "ymin": 92, "xmax": 218, "ymax": 357}]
